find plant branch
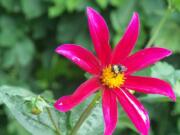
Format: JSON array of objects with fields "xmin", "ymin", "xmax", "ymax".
[
  {"xmin": 46, "ymin": 107, "xmax": 61, "ymax": 135},
  {"xmin": 69, "ymin": 91, "xmax": 101, "ymax": 135}
]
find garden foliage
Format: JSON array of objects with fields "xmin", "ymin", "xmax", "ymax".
[{"xmin": 0, "ymin": 0, "xmax": 180, "ymax": 135}]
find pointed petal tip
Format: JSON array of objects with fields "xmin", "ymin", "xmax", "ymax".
[
  {"xmin": 54, "ymin": 96, "xmax": 69, "ymax": 112},
  {"xmin": 132, "ymin": 12, "xmax": 140, "ymax": 29},
  {"xmin": 166, "ymin": 49, "xmax": 173, "ymax": 56},
  {"xmin": 133, "ymin": 12, "xmax": 139, "ymax": 18},
  {"xmin": 86, "ymin": 7, "xmax": 95, "ymax": 15},
  {"xmin": 147, "ymin": 47, "xmax": 172, "ymax": 57},
  {"xmin": 86, "ymin": 6, "xmax": 92, "ymax": 11},
  {"xmin": 55, "ymin": 44, "xmax": 67, "ymax": 54},
  {"xmin": 169, "ymin": 92, "xmax": 176, "ymax": 102},
  {"xmin": 55, "ymin": 46, "xmax": 61, "ymax": 54},
  {"xmin": 132, "ymin": 11, "xmax": 140, "ymax": 23},
  {"xmin": 110, "ymin": 11, "xmax": 140, "ymax": 64},
  {"xmin": 157, "ymin": 47, "xmax": 173, "ymax": 57}
]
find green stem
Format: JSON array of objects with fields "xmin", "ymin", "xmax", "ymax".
[
  {"xmin": 69, "ymin": 91, "xmax": 101, "ymax": 135},
  {"xmin": 146, "ymin": 4, "xmax": 172, "ymax": 48},
  {"xmin": 46, "ymin": 107, "xmax": 61, "ymax": 135}
]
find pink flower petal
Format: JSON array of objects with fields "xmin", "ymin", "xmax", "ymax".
[
  {"xmin": 56, "ymin": 44, "xmax": 101, "ymax": 75},
  {"xmin": 114, "ymin": 88, "xmax": 150, "ymax": 135},
  {"xmin": 122, "ymin": 47, "xmax": 172, "ymax": 75},
  {"xmin": 87, "ymin": 7, "xmax": 111, "ymax": 65},
  {"xmin": 102, "ymin": 89, "xmax": 118, "ymax": 135},
  {"xmin": 124, "ymin": 75, "xmax": 176, "ymax": 101},
  {"xmin": 111, "ymin": 12, "xmax": 140, "ymax": 64},
  {"xmin": 54, "ymin": 77, "xmax": 100, "ymax": 112}
]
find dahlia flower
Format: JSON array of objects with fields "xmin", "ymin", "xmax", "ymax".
[{"xmin": 54, "ymin": 7, "xmax": 176, "ymax": 135}]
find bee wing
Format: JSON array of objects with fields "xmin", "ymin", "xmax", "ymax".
[{"xmin": 121, "ymin": 65, "xmax": 127, "ymax": 72}]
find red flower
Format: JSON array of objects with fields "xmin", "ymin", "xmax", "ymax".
[{"xmin": 54, "ymin": 7, "xmax": 176, "ymax": 135}]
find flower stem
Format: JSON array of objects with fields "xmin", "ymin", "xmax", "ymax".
[
  {"xmin": 69, "ymin": 91, "xmax": 101, "ymax": 135},
  {"xmin": 46, "ymin": 107, "xmax": 61, "ymax": 135},
  {"xmin": 145, "ymin": 2, "xmax": 173, "ymax": 48}
]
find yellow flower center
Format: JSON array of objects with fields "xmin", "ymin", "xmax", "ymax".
[{"xmin": 100, "ymin": 65, "xmax": 126, "ymax": 89}]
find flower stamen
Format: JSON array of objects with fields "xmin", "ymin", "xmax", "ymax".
[{"xmin": 100, "ymin": 65, "xmax": 126, "ymax": 89}]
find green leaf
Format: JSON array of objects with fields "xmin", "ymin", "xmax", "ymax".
[
  {"xmin": 140, "ymin": 0, "xmax": 165, "ymax": 15},
  {"xmin": 110, "ymin": 0, "xmax": 124, "ymax": 7},
  {"xmin": 110, "ymin": 0, "xmax": 136, "ymax": 46},
  {"xmin": 48, "ymin": 0, "xmax": 66, "ymax": 18},
  {"xmin": 178, "ymin": 118, "xmax": 180, "ymax": 133},
  {"xmin": 151, "ymin": 62, "xmax": 175, "ymax": 84},
  {"xmin": 174, "ymin": 81, "xmax": 180, "ymax": 97},
  {"xmin": 21, "ymin": 0, "xmax": 45, "ymax": 19},
  {"xmin": 0, "ymin": 16, "xmax": 25, "ymax": 47},
  {"xmin": 2, "ymin": 37, "xmax": 35, "ymax": 68},
  {"xmin": 173, "ymin": 101, "xmax": 180, "ymax": 115},
  {"xmin": 172, "ymin": 0, "xmax": 180, "ymax": 11},
  {"xmin": 66, "ymin": 0, "xmax": 83, "ymax": 12},
  {"xmin": 140, "ymin": 94, "xmax": 180, "ymax": 103},
  {"xmin": 57, "ymin": 14, "xmax": 86, "ymax": 43},
  {"xmin": 117, "ymin": 113, "xmax": 136, "ymax": 132},
  {"xmin": 77, "ymin": 104, "xmax": 103, "ymax": 135},
  {"xmin": 7, "ymin": 119, "xmax": 31, "ymax": 135},
  {"xmin": 24, "ymin": 96, "xmax": 50, "ymax": 115},
  {"xmin": 69, "ymin": 95, "xmax": 104, "ymax": 135},
  {"xmin": 110, "ymin": 0, "xmax": 136, "ymax": 32},
  {"xmin": 96, "ymin": 0, "xmax": 109, "ymax": 9},
  {"xmin": 151, "ymin": 62, "xmax": 180, "ymax": 99},
  {"xmin": 153, "ymin": 22, "xmax": 180, "ymax": 53},
  {"xmin": 0, "ymin": 86, "xmax": 67, "ymax": 135},
  {"xmin": 0, "ymin": 0, "xmax": 21, "ymax": 13}
]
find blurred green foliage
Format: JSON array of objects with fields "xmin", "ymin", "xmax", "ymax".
[{"xmin": 0, "ymin": 0, "xmax": 180, "ymax": 135}]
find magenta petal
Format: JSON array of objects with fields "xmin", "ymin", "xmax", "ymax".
[
  {"xmin": 114, "ymin": 88, "xmax": 150, "ymax": 135},
  {"xmin": 111, "ymin": 12, "xmax": 140, "ymax": 64},
  {"xmin": 87, "ymin": 7, "xmax": 111, "ymax": 65},
  {"xmin": 122, "ymin": 47, "xmax": 172, "ymax": 75},
  {"xmin": 102, "ymin": 89, "xmax": 118, "ymax": 135},
  {"xmin": 56, "ymin": 44, "xmax": 100, "ymax": 75},
  {"xmin": 54, "ymin": 77, "xmax": 100, "ymax": 112},
  {"xmin": 124, "ymin": 76, "xmax": 176, "ymax": 101}
]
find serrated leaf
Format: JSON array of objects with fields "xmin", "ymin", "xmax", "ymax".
[{"xmin": 0, "ymin": 86, "xmax": 67, "ymax": 135}]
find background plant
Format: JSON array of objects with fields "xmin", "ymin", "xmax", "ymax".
[{"xmin": 0, "ymin": 0, "xmax": 180, "ymax": 135}]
